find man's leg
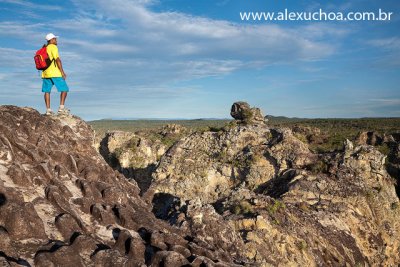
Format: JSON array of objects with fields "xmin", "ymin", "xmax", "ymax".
[
  {"xmin": 54, "ymin": 77, "xmax": 70, "ymax": 114},
  {"xmin": 42, "ymin": 78, "xmax": 52, "ymax": 113},
  {"xmin": 44, "ymin": 93, "xmax": 51, "ymax": 109},
  {"xmin": 60, "ymin": 92, "xmax": 67, "ymax": 106}
]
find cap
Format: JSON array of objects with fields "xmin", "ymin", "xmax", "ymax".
[{"xmin": 45, "ymin": 33, "xmax": 59, "ymax": 41}]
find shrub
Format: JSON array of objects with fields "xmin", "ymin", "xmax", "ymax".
[
  {"xmin": 296, "ymin": 240, "xmax": 307, "ymax": 250},
  {"xmin": 308, "ymin": 160, "xmax": 329, "ymax": 174},
  {"xmin": 377, "ymin": 144, "xmax": 390, "ymax": 156},
  {"xmin": 267, "ymin": 199, "xmax": 285, "ymax": 215},
  {"xmin": 231, "ymin": 200, "xmax": 254, "ymax": 215}
]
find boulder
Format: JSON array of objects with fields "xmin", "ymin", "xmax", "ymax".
[{"xmin": 230, "ymin": 101, "xmax": 265, "ymax": 124}]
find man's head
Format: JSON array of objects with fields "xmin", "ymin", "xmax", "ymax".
[{"xmin": 45, "ymin": 33, "xmax": 58, "ymax": 45}]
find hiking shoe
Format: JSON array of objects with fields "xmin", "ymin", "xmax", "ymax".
[
  {"xmin": 57, "ymin": 108, "xmax": 70, "ymax": 116},
  {"xmin": 45, "ymin": 109, "xmax": 55, "ymax": 116}
]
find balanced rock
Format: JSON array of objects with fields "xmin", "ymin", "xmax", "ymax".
[{"xmin": 230, "ymin": 101, "xmax": 265, "ymax": 124}]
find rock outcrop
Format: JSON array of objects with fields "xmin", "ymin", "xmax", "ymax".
[
  {"xmin": 99, "ymin": 131, "xmax": 166, "ymax": 193},
  {"xmin": 230, "ymin": 102, "xmax": 265, "ymax": 124},
  {"xmin": 99, "ymin": 124, "xmax": 191, "ymax": 194},
  {"xmin": 357, "ymin": 131, "xmax": 400, "ymax": 188},
  {"xmin": 144, "ymin": 104, "xmax": 400, "ymax": 266},
  {"xmin": 147, "ymin": 125, "xmax": 313, "ymax": 204},
  {"xmin": 357, "ymin": 131, "xmax": 385, "ymax": 146},
  {"xmin": 386, "ymin": 133, "xmax": 400, "ymax": 184},
  {"xmin": 0, "ymin": 106, "xmax": 239, "ymax": 266},
  {"xmin": 1, "ymin": 104, "xmax": 400, "ymax": 266}
]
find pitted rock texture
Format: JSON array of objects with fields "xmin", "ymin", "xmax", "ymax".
[
  {"xmin": 99, "ymin": 130, "xmax": 166, "ymax": 193},
  {"xmin": 357, "ymin": 131, "xmax": 385, "ymax": 146},
  {"xmin": 147, "ymin": 125, "xmax": 313, "ymax": 204},
  {"xmin": 100, "ymin": 131, "xmax": 166, "ymax": 170},
  {"xmin": 144, "ymin": 115, "xmax": 400, "ymax": 266},
  {"xmin": 230, "ymin": 102, "xmax": 265, "ymax": 124},
  {"xmin": 0, "ymin": 106, "xmax": 239, "ymax": 266},
  {"xmin": 357, "ymin": 131, "xmax": 400, "ymax": 181}
]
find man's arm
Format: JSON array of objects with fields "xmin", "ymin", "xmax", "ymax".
[{"xmin": 56, "ymin": 58, "xmax": 66, "ymax": 80}]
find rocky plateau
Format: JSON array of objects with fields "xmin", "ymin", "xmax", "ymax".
[{"xmin": 1, "ymin": 102, "xmax": 400, "ymax": 266}]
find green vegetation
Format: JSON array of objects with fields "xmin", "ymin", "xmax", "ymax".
[
  {"xmin": 89, "ymin": 117, "xmax": 400, "ymax": 156},
  {"xmin": 215, "ymin": 150, "xmax": 229, "ymax": 162},
  {"xmin": 128, "ymin": 137, "xmax": 139, "ymax": 152},
  {"xmin": 267, "ymin": 117, "xmax": 400, "ymax": 154},
  {"xmin": 293, "ymin": 132, "xmax": 308, "ymax": 144},
  {"xmin": 89, "ymin": 119, "xmax": 230, "ymax": 138},
  {"xmin": 308, "ymin": 159, "xmax": 329, "ymax": 174},
  {"xmin": 232, "ymin": 200, "xmax": 254, "ymax": 215},
  {"xmin": 267, "ymin": 199, "xmax": 286, "ymax": 215},
  {"xmin": 267, "ymin": 117, "xmax": 400, "ymax": 133},
  {"xmin": 377, "ymin": 143, "xmax": 390, "ymax": 156},
  {"xmin": 296, "ymin": 240, "xmax": 308, "ymax": 251},
  {"xmin": 145, "ymin": 131, "xmax": 180, "ymax": 148}
]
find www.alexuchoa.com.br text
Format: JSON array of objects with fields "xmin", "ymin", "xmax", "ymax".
[{"xmin": 240, "ymin": 9, "xmax": 394, "ymax": 21}]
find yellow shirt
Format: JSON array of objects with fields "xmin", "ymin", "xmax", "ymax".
[{"xmin": 42, "ymin": 44, "xmax": 62, "ymax": 78}]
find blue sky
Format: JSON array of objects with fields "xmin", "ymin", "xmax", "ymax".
[{"xmin": 0, "ymin": 0, "xmax": 399, "ymax": 120}]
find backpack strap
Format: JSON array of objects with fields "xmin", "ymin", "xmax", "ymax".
[{"xmin": 44, "ymin": 44, "xmax": 58, "ymax": 68}]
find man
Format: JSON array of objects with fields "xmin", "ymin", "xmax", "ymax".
[{"xmin": 42, "ymin": 33, "xmax": 70, "ymax": 115}]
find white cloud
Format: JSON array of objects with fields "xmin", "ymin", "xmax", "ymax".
[
  {"xmin": 368, "ymin": 37, "xmax": 400, "ymax": 50},
  {"xmin": 1, "ymin": 0, "xmax": 345, "ymax": 82},
  {"xmin": 368, "ymin": 98, "xmax": 400, "ymax": 106},
  {"xmin": 0, "ymin": 0, "xmax": 63, "ymax": 11},
  {"xmin": 367, "ymin": 37, "xmax": 400, "ymax": 67},
  {"xmin": 0, "ymin": 47, "xmax": 34, "ymax": 68},
  {"xmin": 69, "ymin": 0, "xmax": 339, "ymax": 64},
  {"xmin": 1, "ymin": 0, "xmax": 362, "ymax": 119}
]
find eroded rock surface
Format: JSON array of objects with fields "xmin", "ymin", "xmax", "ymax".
[
  {"xmin": 2, "ymin": 104, "xmax": 400, "ymax": 267},
  {"xmin": 230, "ymin": 101, "xmax": 265, "ymax": 124},
  {"xmin": 147, "ymin": 125, "xmax": 313, "ymax": 204},
  {"xmin": 0, "ymin": 106, "xmax": 239, "ymax": 266},
  {"xmin": 99, "ymin": 131, "xmax": 166, "ymax": 193},
  {"xmin": 144, "ymin": 105, "xmax": 400, "ymax": 266}
]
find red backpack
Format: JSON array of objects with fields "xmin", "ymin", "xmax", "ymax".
[{"xmin": 34, "ymin": 45, "xmax": 54, "ymax": 70}]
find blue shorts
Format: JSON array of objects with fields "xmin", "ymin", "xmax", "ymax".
[{"xmin": 42, "ymin": 78, "xmax": 69, "ymax": 93}]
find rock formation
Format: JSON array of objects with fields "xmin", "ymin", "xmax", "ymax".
[
  {"xmin": 143, "ymin": 103, "xmax": 400, "ymax": 266},
  {"xmin": 98, "ymin": 124, "xmax": 190, "ymax": 194},
  {"xmin": 0, "ymin": 106, "xmax": 239, "ymax": 266},
  {"xmin": 99, "ymin": 131, "xmax": 166, "ymax": 193},
  {"xmin": 230, "ymin": 102, "xmax": 265, "ymax": 124},
  {"xmin": 357, "ymin": 131, "xmax": 385, "ymax": 146},
  {"xmin": 386, "ymin": 133, "xmax": 400, "ymax": 184},
  {"xmin": 1, "ymin": 104, "xmax": 400, "ymax": 266}
]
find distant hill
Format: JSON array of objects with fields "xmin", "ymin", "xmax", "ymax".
[{"xmin": 265, "ymin": 115, "xmax": 303, "ymax": 122}]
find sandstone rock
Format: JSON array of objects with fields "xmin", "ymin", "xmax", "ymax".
[
  {"xmin": 2, "ymin": 105, "xmax": 400, "ymax": 266},
  {"xmin": 144, "ymin": 103, "xmax": 400, "ymax": 266},
  {"xmin": 230, "ymin": 101, "xmax": 265, "ymax": 124},
  {"xmin": 0, "ymin": 257, "xmax": 10, "ymax": 267},
  {"xmin": 148, "ymin": 124, "xmax": 312, "ymax": 204},
  {"xmin": 55, "ymin": 213, "xmax": 82, "ymax": 240},
  {"xmin": 99, "ymin": 130, "xmax": 166, "ymax": 192},
  {"xmin": 357, "ymin": 131, "xmax": 384, "ymax": 146},
  {"xmin": 150, "ymin": 251, "xmax": 189, "ymax": 267},
  {"xmin": 91, "ymin": 249, "xmax": 127, "ymax": 267},
  {"xmin": 0, "ymin": 105, "xmax": 235, "ymax": 266},
  {"xmin": 2, "ymin": 202, "xmax": 47, "ymax": 240},
  {"xmin": 100, "ymin": 131, "xmax": 166, "ymax": 170}
]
